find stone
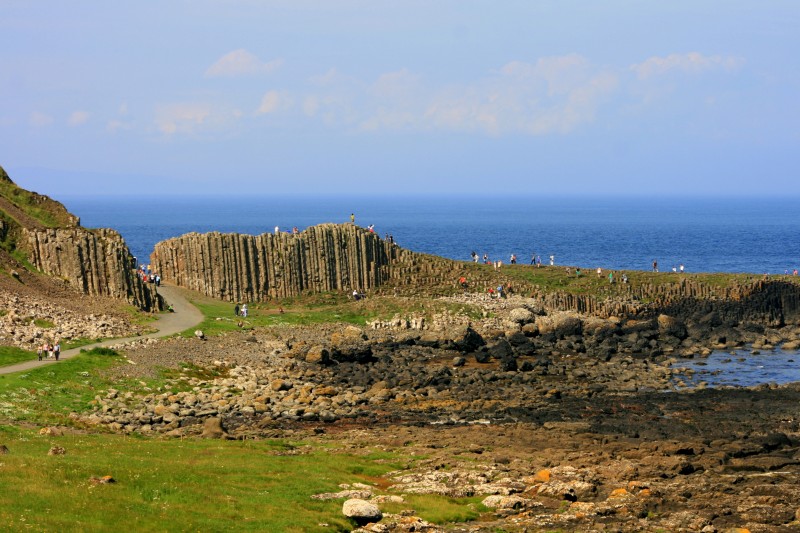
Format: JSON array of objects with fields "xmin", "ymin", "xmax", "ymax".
[
  {"xmin": 306, "ymin": 345, "xmax": 331, "ymax": 364},
  {"xmin": 508, "ymin": 307, "xmax": 534, "ymax": 324},
  {"xmin": 342, "ymin": 498, "xmax": 382, "ymax": 524},
  {"xmin": 200, "ymin": 417, "xmax": 227, "ymax": 439},
  {"xmin": 48, "ymin": 446, "xmax": 66, "ymax": 456}
]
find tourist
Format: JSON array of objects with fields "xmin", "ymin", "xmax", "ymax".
[
  {"xmin": 622, "ymin": 273, "xmax": 629, "ymax": 283},
  {"xmin": 679, "ymin": 264, "xmax": 684, "ymax": 273},
  {"xmin": 531, "ymin": 253, "xmax": 536, "ymax": 265},
  {"xmin": 274, "ymin": 226, "xmax": 280, "ymax": 235},
  {"xmin": 54, "ymin": 342, "xmax": 60, "ymax": 361},
  {"xmin": 550, "ymin": 255, "xmax": 555, "ymax": 266},
  {"xmin": 471, "ymin": 251, "xmax": 478, "ymax": 263},
  {"xmin": 608, "ymin": 271, "xmax": 614, "ymax": 284},
  {"xmin": 794, "ymin": 269, "xmax": 798, "ymax": 276},
  {"xmin": 596, "ymin": 267, "xmax": 602, "ymax": 278},
  {"xmin": 241, "ymin": 304, "xmax": 248, "ymax": 318},
  {"xmin": 575, "ymin": 268, "xmax": 581, "ymax": 277},
  {"xmin": 496, "ymin": 285, "xmax": 504, "ymax": 299},
  {"xmin": 672, "ymin": 266, "xmax": 677, "ymax": 273},
  {"xmin": 458, "ymin": 276, "xmax": 468, "ymax": 290},
  {"xmin": 234, "ymin": 304, "xmax": 240, "ymax": 316},
  {"xmin": 353, "ymin": 289, "xmax": 360, "ymax": 301},
  {"xmin": 510, "ymin": 254, "xmax": 517, "ymax": 264},
  {"xmin": 652, "ymin": 260, "xmax": 658, "ymax": 272},
  {"xmin": 37, "ymin": 344, "xmax": 43, "ymax": 361},
  {"xmin": 350, "ymin": 213, "xmax": 355, "ymax": 223},
  {"xmin": 483, "ymin": 254, "xmax": 488, "ymax": 264},
  {"xmin": 155, "ymin": 275, "xmax": 160, "ymax": 286}
]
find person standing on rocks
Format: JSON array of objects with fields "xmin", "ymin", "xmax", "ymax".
[{"xmin": 350, "ymin": 213, "xmax": 355, "ymax": 224}]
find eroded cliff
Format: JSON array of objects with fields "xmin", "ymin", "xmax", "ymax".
[{"xmin": 24, "ymin": 227, "xmax": 158, "ymax": 311}]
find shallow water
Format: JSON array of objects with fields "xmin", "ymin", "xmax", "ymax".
[{"xmin": 672, "ymin": 349, "xmax": 800, "ymax": 388}]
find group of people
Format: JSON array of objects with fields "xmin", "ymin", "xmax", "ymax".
[
  {"xmin": 652, "ymin": 260, "xmax": 686, "ymax": 273},
  {"xmin": 233, "ymin": 303, "xmax": 248, "ymax": 318},
  {"xmin": 471, "ymin": 251, "xmax": 552, "ymax": 269},
  {"xmin": 37, "ymin": 342, "xmax": 61, "ymax": 361},
  {"xmin": 137, "ymin": 264, "xmax": 161, "ymax": 286}
]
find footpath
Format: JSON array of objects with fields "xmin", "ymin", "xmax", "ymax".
[{"xmin": 0, "ymin": 284, "xmax": 203, "ymax": 376}]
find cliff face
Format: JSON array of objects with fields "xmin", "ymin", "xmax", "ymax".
[
  {"xmin": 151, "ymin": 224, "xmax": 451, "ymax": 301},
  {"xmin": 24, "ymin": 227, "xmax": 158, "ymax": 311}
]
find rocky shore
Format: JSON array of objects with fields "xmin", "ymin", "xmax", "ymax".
[{"xmin": 74, "ymin": 294, "xmax": 800, "ymax": 532}]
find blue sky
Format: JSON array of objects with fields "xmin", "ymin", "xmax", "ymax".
[{"xmin": 1, "ymin": 1, "xmax": 798, "ymax": 196}]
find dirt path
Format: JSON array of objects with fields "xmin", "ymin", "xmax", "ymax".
[{"xmin": 0, "ymin": 284, "xmax": 203, "ymax": 375}]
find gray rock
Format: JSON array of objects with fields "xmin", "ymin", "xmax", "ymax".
[{"xmin": 342, "ymin": 498, "xmax": 382, "ymax": 524}]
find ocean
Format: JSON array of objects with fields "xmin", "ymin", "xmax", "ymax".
[{"xmin": 61, "ymin": 194, "xmax": 800, "ymax": 275}]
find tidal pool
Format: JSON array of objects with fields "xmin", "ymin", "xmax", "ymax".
[{"xmin": 672, "ymin": 348, "xmax": 800, "ymax": 388}]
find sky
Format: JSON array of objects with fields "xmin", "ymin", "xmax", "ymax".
[{"xmin": 1, "ymin": 1, "xmax": 799, "ymax": 197}]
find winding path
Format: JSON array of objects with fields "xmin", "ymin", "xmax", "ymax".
[{"xmin": 0, "ymin": 284, "xmax": 203, "ymax": 375}]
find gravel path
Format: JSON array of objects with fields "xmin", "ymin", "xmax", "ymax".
[{"xmin": 0, "ymin": 284, "xmax": 203, "ymax": 375}]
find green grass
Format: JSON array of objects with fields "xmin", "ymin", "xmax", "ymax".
[
  {"xmin": 0, "ymin": 426, "xmax": 405, "ymax": 532},
  {"xmin": 0, "ymin": 346, "xmax": 36, "ymax": 366},
  {"xmin": 181, "ymin": 294, "xmax": 483, "ymax": 338},
  {"xmin": 33, "ymin": 318, "xmax": 55, "ymax": 329},
  {"xmin": 0, "ymin": 347, "xmax": 129, "ymax": 423}
]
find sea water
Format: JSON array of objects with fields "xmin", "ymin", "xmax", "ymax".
[{"xmin": 62, "ymin": 194, "xmax": 800, "ymax": 275}]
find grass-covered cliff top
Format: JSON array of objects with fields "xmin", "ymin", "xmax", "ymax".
[{"xmin": 0, "ymin": 164, "xmax": 78, "ymax": 230}]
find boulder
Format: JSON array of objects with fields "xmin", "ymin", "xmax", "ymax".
[
  {"xmin": 509, "ymin": 307, "xmax": 535, "ymax": 325},
  {"xmin": 201, "ymin": 417, "xmax": 228, "ymax": 439},
  {"xmin": 342, "ymin": 498, "xmax": 382, "ymax": 524},
  {"xmin": 305, "ymin": 345, "xmax": 331, "ymax": 365}
]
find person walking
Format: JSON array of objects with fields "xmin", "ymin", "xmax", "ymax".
[{"xmin": 54, "ymin": 342, "xmax": 60, "ymax": 361}]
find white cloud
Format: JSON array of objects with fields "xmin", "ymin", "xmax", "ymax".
[
  {"xmin": 631, "ymin": 52, "xmax": 744, "ymax": 79},
  {"xmin": 106, "ymin": 119, "xmax": 131, "ymax": 133},
  {"xmin": 205, "ymin": 49, "xmax": 283, "ymax": 78},
  {"xmin": 68, "ymin": 110, "xmax": 90, "ymax": 126},
  {"xmin": 155, "ymin": 103, "xmax": 211, "ymax": 135},
  {"xmin": 30, "ymin": 111, "xmax": 53, "ymax": 127},
  {"xmin": 256, "ymin": 90, "xmax": 292, "ymax": 115}
]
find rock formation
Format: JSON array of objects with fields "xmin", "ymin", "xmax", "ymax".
[
  {"xmin": 151, "ymin": 223, "xmax": 457, "ymax": 301},
  {"xmin": 24, "ymin": 227, "xmax": 158, "ymax": 311}
]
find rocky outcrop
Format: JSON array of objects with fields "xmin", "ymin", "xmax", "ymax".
[
  {"xmin": 24, "ymin": 227, "xmax": 159, "ymax": 311},
  {"xmin": 151, "ymin": 224, "xmax": 459, "ymax": 301}
]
